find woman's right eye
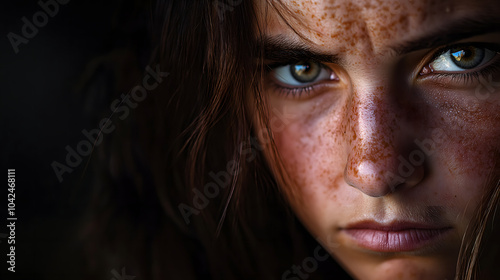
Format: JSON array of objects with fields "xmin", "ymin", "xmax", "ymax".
[{"xmin": 270, "ymin": 60, "xmax": 337, "ymax": 87}]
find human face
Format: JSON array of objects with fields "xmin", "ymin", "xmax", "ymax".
[{"xmin": 252, "ymin": 0, "xmax": 500, "ymax": 279}]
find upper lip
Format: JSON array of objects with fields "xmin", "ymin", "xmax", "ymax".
[{"xmin": 343, "ymin": 220, "xmax": 451, "ymax": 231}]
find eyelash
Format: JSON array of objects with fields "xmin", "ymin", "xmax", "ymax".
[
  {"xmin": 422, "ymin": 42, "xmax": 500, "ymax": 85},
  {"xmin": 431, "ymin": 63, "xmax": 500, "ymax": 85},
  {"xmin": 265, "ymin": 43, "xmax": 500, "ymax": 97},
  {"xmin": 269, "ymin": 82, "xmax": 316, "ymax": 98},
  {"xmin": 265, "ymin": 62, "xmax": 334, "ymax": 98}
]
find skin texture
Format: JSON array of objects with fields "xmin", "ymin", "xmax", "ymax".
[{"xmin": 252, "ymin": 0, "xmax": 500, "ymax": 279}]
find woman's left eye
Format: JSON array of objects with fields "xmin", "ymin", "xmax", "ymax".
[
  {"xmin": 270, "ymin": 61, "xmax": 336, "ymax": 87},
  {"xmin": 427, "ymin": 44, "xmax": 498, "ymax": 72}
]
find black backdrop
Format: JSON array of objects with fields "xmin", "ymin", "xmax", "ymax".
[{"xmin": 1, "ymin": 1, "xmax": 149, "ymax": 279}]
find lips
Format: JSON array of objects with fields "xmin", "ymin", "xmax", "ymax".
[{"xmin": 342, "ymin": 221, "xmax": 452, "ymax": 252}]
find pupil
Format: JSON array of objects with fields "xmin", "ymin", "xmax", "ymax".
[
  {"xmin": 461, "ymin": 48, "xmax": 473, "ymax": 61},
  {"xmin": 450, "ymin": 46, "xmax": 484, "ymax": 69},
  {"xmin": 295, "ymin": 64, "xmax": 310, "ymax": 75},
  {"xmin": 291, "ymin": 61, "xmax": 320, "ymax": 83}
]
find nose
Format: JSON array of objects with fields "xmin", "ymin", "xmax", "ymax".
[{"xmin": 343, "ymin": 86, "xmax": 424, "ymax": 197}]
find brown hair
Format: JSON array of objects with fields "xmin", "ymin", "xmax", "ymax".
[
  {"xmin": 77, "ymin": 1, "xmax": 499, "ymax": 279},
  {"xmin": 78, "ymin": 0, "xmax": 348, "ymax": 279},
  {"xmin": 456, "ymin": 165, "xmax": 500, "ymax": 279}
]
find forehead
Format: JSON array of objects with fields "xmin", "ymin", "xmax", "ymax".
[{"xmin": 260, "ymin": 0, "xmax": 499, "ymax": 55}]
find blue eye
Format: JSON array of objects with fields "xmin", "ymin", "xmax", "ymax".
[
  {"xmin": 430, "ymin": 45, "xmax": 497, "ymax": 72},
  {"xmin": 271, "ymin": 61, "xmax": 336, "ymax": 87}
]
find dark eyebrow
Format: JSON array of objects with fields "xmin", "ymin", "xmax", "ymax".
[
  {"xmin": 262, "ymin": 35, "xmax": 341, "ymax": 63},
  {"xmin": 262, "ymin": 16, "xmax": 500, "ymax": 62},
  {"xmin": 392, "ymin": 17, "xmax": 500, "ymax": 54}
]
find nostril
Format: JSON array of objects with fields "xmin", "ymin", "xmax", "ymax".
[
  {"xmin": 342, "ymin": 85, "xmax": 426, "ymax": 197},
  {"xmin": 344, "ymin": 150, "xmax": 426, "ymax": 197}
]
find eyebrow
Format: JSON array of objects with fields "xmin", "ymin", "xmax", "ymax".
[
  {"xmin": 263, "ymin": 35, "xmax": 341, "ymax": 63},
  {"xmin": 393, "ymin": 17, "xmax": 500, "ymax": 54},
  {"xmin": 262, "ymin": 16, "xmax": 500, "ymax": 62}
]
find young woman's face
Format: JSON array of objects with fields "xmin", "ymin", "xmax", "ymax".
[{"xmin": 253, "ymin": 0, "xmax": 500, "ymax": 279}]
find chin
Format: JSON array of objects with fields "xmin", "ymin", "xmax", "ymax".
[{"xmin": 344, "ymin": 256, "xmax": 457, "ymax": 280}]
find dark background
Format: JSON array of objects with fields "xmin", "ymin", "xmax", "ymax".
[{"xmin": 1, "ymin": 1, "xmax": 149, "ymax": 279}]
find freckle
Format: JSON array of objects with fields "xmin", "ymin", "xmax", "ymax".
[{"xmin": 398, "ymin": 15, "xmax": 405, "ymax": 24}]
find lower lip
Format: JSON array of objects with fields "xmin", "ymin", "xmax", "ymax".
[{"xmin": 343, "ymin": 228, "xmax": 451, "ymax": 252}]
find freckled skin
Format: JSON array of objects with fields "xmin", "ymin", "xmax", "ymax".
[{"xmin": 253, "ymin": 0, "xmax": 500, "ymax": 279}]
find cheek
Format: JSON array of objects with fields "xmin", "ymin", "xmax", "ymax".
[
  {"xmin": 266, "ymin": 99, "xmax": 355, "ymax": 222},
  {"xmin": 411, "ymin": 87, "xmax": 500, "ymax": 223},
  {"xmin": 417, "ymin": 86, "xmax": 500, "ymax": 180},
  {"xmin": 260, "ymin": 80, "xmax": 500, "ymax": 233}
]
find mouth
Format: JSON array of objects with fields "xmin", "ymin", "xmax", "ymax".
[{"xmin": 341, "ymin": 221, "xmax": 453, "ymax": 252}]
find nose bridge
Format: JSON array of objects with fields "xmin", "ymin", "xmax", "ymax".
[
  {"xmin": 343, "ymin": 84, "xmax": 422, "ymax": 197},
  {"xmin": 351, "ymin": 86, "xmax": 397, "ymax": 152}
]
